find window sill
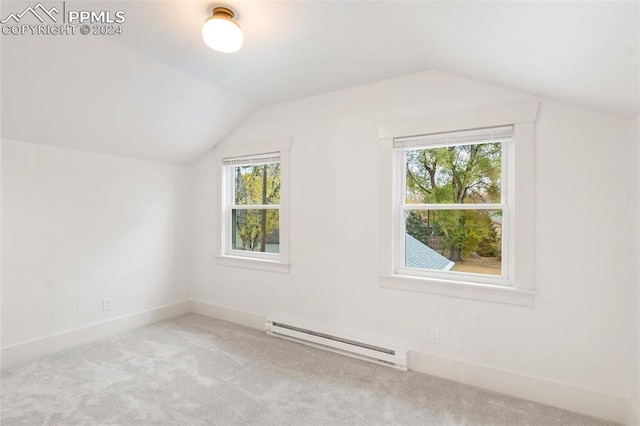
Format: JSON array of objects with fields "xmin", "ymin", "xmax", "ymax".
[
  {"xmin": 216, "ymin": 255, "xmax": 290, "ymax": 273},
  {"xmin": 379, "ymin": 274, "xmax": 534, "ymax": 307}
]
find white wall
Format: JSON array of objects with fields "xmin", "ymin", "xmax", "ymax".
[
  {"xmin": 192, "ymin": 71, "xmax": 635, "ymax": 411},
  {"xmin": 1, "ymin": 139, "xmax": 193, "ymax": 348}
]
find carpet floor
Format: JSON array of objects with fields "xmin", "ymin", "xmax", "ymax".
[{"xmin": 1, "ymin": 314, "xmax": 614, "ymax": 425}]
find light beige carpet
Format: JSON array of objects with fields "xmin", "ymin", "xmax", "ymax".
[{"xmin": 1, "ymin": 314, "xmax": 615, "ymax": 425}]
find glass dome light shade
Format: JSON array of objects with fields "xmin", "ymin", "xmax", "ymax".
[{"xmin": 202, "ymin": 7, "xmax": 243, "ymax": 53}]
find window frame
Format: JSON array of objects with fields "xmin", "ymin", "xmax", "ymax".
[
  {"xmin": 378, "ymin": 102, "xmax": 538, "ymax": 306},
  {"xmin": 214, "ymin": 138, "xmax": 291, "ymax": 273},
  {"xmin": 394, "ymin": 129, "xmax": 512, "ymax": 286},
  {"xmin": 223, "ymin": 154, "xmax": 281, "ymax": 261}
]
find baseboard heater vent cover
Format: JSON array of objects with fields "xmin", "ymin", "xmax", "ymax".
[{"xmin": 265, "ymin": 319, "xmax": 407, "ymax": 371}]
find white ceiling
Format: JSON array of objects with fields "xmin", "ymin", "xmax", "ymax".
[
  {"xmin": 1, "ymin": 1, "xmax": 638, "ymax": 165},
  {"xmin": 1, "ymin": 33, "xmax": 255, "ymax": 165},
  {"xmin": 112, "ymin": 1, "xmax": 639, "ymax": 116}
]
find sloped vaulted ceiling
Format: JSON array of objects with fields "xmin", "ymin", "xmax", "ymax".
[
  {"xmin": 1, "ymin": 30, "xmax": 256, "ymax": 165},
  {"xmin": 1, "ymin": 1, "xmax": 638, "ymax": 165}
]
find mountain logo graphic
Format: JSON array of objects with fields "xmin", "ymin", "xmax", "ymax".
[{"xmin": 1, "ymin": 3, "xmax": 60, "ymax": 24}]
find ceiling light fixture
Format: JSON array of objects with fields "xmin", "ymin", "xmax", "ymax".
[{"xmin": 202, "ymin": 6, "xmax": 243, "ymax": 53}]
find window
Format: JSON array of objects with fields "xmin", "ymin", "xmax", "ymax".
[
  {"xmin": 214, "ymin": 138, "xmax": 290, "ymax": 273},
  {"xmin": 378, "ymin": 102, "xmax": 538, "ymax": 306},
  {"xmin": 395, "ymin": 127, "xmax": 512, "ymax": 286},
  {"xmin": 224, "ymin": 153, "xmax": 281, "ymax": 258}
]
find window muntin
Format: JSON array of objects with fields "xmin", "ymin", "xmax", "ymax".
[
  {"xmin": 223, "ymin": 153, "xmax": 281, "ymax": 258},
  {"xmin": 394, "ymin": 126, "xmax": 512, "ymax": 285}
]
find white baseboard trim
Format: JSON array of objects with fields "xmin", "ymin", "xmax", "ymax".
[
  {"xmin": 190, "ymin": 300, "xmax": 627, "ymax": 424},
  {"xmin": 407, "ymin": 350, "xmax": 627, "ymax": 424},
  {"xmin": 190, "ymin": 300, "xmax": 265, "ymax": 331},
  {"xmin": 1, "ymin": 300, "xmax": 191, "ymax": 370}
]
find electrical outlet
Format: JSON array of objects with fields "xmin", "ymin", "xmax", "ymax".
[
  {"xmin": 430, "ymin": 327, "xmax": 440, "ymax": 344},
  {"xmin": 103, "ymin": 297, "xmax": 112, "ymax": 312}
]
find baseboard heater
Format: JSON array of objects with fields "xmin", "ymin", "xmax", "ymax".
[{"xmin": 265, "ymin": 319, "xmax": 407, "ymax": 371}]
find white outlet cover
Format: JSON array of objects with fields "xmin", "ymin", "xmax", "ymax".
[
  {"xmin": 103, "ymin": 298, "xmax": 112, "ymax": 311},
  {"xmin": 430, "ymin": 327, "xmax": 440, "ymax": 344}
]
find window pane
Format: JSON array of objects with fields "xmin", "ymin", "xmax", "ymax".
[
  {"xmin": 405, "ymin": 143, "xmax": 502, "ymax": 204},
  {"xmin": 231, "ymin": 209, "xmax": 280, "ymax": 253},
  {"xmin": 404, "ymin": 209, "xmax": 502, "ymax": 276},
  {"xmin": 234, "ymin": 163, "xmax": 281, "ymax": 205}
]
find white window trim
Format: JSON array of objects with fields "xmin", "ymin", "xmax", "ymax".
[
  {"xmin": 214, "ymin": 137, "xmax": 291, "ymax": 273},
  {"xmin": 378, "ymin": 102, "xmax": 538, "ymax": 306}
]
